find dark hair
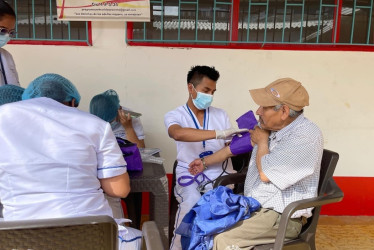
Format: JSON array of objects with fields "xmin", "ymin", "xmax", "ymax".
[
  {"xmin": 187, "ymin": 65, "xmax": 220, "ymax": 87},
  {"xmin": 0, "ymin": 1, "xmax": 16, "ymax": 20}
]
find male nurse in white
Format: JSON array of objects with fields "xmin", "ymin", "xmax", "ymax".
[{"xmin": 164, "ymin": 65, "xmax": 247, "ymax": 250}]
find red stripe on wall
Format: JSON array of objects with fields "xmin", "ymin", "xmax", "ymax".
[
  {"xmin": 321, "ymin": 177, "xmax": 374, "ymax": 216},
  {"xmin": 129, "ymin": 175, "xmax": 373, "ymax": 216}
]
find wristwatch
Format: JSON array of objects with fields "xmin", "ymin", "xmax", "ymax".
[{"xmin": 201, "ymin": 157, "xmax": 208, "ymax": 170}]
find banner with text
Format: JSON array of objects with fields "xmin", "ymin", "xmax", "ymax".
[{"xmin": 56, "ymin": 0, "xmax": 150, "ymax": 22}]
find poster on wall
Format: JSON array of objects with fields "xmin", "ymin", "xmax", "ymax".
[{"xmin": 56, "ymin": 0, "xmax": 150, "ymax": 22}]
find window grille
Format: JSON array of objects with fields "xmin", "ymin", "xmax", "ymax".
[
  {"xmin": 127, "ymin": 0, "xmax": 374, "ymax": 50},
  {"xmin": 8, "ymin": 0, "xmax": 91, "ymax": 46}
]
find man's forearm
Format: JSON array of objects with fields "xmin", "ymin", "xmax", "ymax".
[{"xmin": 256, "ymin": 142, "xmax": 270, "ymax": 182}]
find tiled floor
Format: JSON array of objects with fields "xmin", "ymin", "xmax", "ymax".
[{"xmin": 316, "ymin": 216, "xmax": 374, "ymax": 250}]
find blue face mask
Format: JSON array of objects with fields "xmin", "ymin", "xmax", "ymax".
[
  {"xmin": 192, "ymin": 86, "xmax": 213, "ymax": 110},
  {"xmin": 0, "ymin": 35, "xmax": 11, "ymax": 48}
]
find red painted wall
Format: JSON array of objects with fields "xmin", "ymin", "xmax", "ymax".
[
  {"xmin": 321, "ymin": 177, "xmax": 374, "ymax": 216},
  {"xmin": 124, "ymin": 175, "xmax": 373, "ymax": 216}
]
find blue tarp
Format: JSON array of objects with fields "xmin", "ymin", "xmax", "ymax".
[{"xmin": 176, "ymin": 186, "xmax": 260, "ymax": 250}]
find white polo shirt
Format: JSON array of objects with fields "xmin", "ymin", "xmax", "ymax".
[
  {"xmin": 244, "ymin": 114, "xmax": 323, "ymax": 218},
  {"xmin": 164, "ymin": 105, "xmax": 234, "ymax": 180},
  {"xmin": 0, "ymin": 97, "xmax": 127, "ymax": 220}
]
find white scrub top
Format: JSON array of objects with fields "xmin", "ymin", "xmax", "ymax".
[
  {"xmin": 111, "ymin": 106, "xmax": 145, "ymax": 140},
  {"xmin": 0, "ymin": 97, "xmax": 127, "ymax": 221},
  {"xmin": 164, "ymin": 105, "xmax": 235, "ymax": 179},
  {"xmin": 0, "ymin": 48, "xmax": 19, "ymax": 86}
]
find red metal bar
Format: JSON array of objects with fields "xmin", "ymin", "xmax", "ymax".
[
  {"xmin": 87, "ymin": 21, "xmax": 93, "ymax": 46},
  {"xmin": 230, "ymin": 0, "xmax": 240, "ymax": 42},
  {"xmin": 331, "ymin": 0, "xmax": 343, "ymax": 43},
  {"xmin": 127, "ymin": 22, "xmax": 134, "ymax": 41}
]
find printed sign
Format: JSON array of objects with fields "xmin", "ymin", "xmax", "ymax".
[{"xmin": 56, "ymin": 0, "xmax": 150, "ymax": 21}]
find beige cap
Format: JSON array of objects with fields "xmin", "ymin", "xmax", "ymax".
[{"xmin": 249, "ymin": 78, "xmax": 309, "ymax": 111}]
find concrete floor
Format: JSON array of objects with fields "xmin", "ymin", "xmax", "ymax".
[{"xmin": 316, "ymin": 216, "xmax": 374, "ymax": 250}]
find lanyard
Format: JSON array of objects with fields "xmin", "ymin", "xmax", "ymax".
[
  {"xmin": 186, "ymin": 104, "xmax": 209, "ymax": 149},
  {"xmin": 0, "ymin": 53, "xmax": 8, "ymax": 85}
]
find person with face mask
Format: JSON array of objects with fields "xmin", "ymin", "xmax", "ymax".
[
  {"xmin": 0, "ymin": 1, "xmax": 19, "ymax": 86},
  {"xmin": 164, "ymin": 65, "xmax": 248, "ymax": 250}
]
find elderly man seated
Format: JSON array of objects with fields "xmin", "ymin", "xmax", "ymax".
[
  {"xmin": 0, "ymin": 73, "xmax": 142, "ymax": 249},
  {"xmin": 189, "ymin": 78, "xmax": 323, "ymax": 249}
]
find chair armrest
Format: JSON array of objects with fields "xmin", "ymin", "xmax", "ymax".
[
  {"xmin": 213, "ymin": 173, "xmax": 247, "ymax": 188},
  {"xmin": 142, "ymin": 221, "xmax": 164, "ymax": 250},
  {"xmin": 273, "ymin": 179, "xmax": 344, "ymax": 250},
  {"xmin": 0, "ymin": 215, "xmax": 117, "ymax": 230}
]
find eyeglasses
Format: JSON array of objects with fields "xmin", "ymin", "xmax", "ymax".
[{"xmin": 0, "ymin": 27, "xmax": 17, "ymax": 38}]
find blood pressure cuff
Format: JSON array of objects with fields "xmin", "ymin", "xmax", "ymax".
[
  {"xmin": 116, "ymin": 137, "xmax": 143, "ymax": 172},
  {"xmin": 230, "ymin": 110, "xmax": 258, "ymax": 155}
]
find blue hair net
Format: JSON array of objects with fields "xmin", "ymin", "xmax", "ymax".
[
  {"xmin": 22, "ymin": 73, "xmax": 81, "ymax": 105},
  {"xmin": 0, "ymin": 85, "xmax": 25, "ymax": 106},
  {"xmin": 89, "ymin": 89, "xmax": 120, "ymax": 122},
  {"xmin": 103, "ymin": 89, "xmax": 120, "ymax": 106}
]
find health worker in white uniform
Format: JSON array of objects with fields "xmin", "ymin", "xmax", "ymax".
[
  {"xmin": 0, "ymin": 73, "xmax": 141, "ymax": 250},
  {"xmin": 90, "ymin": 89, "xmax": 145, "ymax": 229},
  {"xmin": 164, "ymin": 65, "xmax": 248, "ymax": 250},
  {"xmin": 0, "ymin": 1, "xmax": 19, "ymax": 86}
]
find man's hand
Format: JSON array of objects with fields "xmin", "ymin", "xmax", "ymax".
[
  {"xmin": 215, "ymin": 128, "xmax": 249, "ymax": 140},
  {"xmin": 249, "ymin": 126, "xmax": 270, "ymax": 146},
  {"xmin": 250, "ymin": 126, "xmax": 271, "ymax": 183},
  {"xmin": 188, "ymin": 158, "xmax": 204, "ymax": 176}
]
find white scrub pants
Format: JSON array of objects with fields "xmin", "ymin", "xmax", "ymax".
[
  {"xmin": 105, "ymin": 195, "xmax": 142, "ymax": 250},
  {"xmin": 170, "ymin": 166, "xmax": 214, "ymax": 250},
  {"xmin": 118, "ymin": 224, "xmax": 142, "ymax": 250}
]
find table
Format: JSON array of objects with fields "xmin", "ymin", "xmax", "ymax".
[{"xmin": 129, "ymin": 161, "xmax": 169, "ymax": 248}]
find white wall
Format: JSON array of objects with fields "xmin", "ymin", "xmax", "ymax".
[{"xmin": 7, "ymin": 21, "xmax": 374, "ymax": 176}]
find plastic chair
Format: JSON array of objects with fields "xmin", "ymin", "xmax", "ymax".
[
  {"xmin": 142, "ymin": 221, "xmax": 164, "ymax": 250},
  {"xmin": 213, "ymin": 149, "xmax": 344, "ymax": 250},
  {"xmin": 0, "ymin": 215, "xmax": 164, "ymax": 250},
  {"xmin": 0, "ymin": 215, "xmax": 118, "ymax": 250},
  {"xmin": 230, "ymin": 151, "xmax": 252, "ymax": 173},
  {"xmin": 169, "ymin": 160, "xmax": 179, "ymax": 247}
]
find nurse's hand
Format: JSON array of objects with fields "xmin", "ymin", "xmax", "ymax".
[
  {"xmin": 118, "ymin": 109, "xmax": 133, "ymax": 128},
  {"xmin": 189, "ymin": 159, "xmax": 204, "ymax": 176},
  {"xmin": 215, "ymin": 128, "xmax": 249, "ymax": 140}
]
